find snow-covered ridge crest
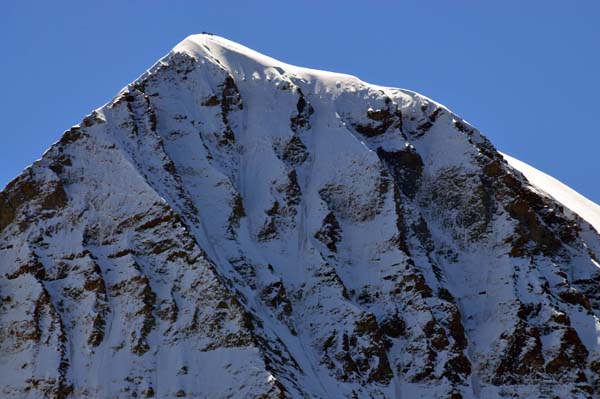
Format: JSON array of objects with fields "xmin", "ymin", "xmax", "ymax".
[
  {"xmin": 503, "ymin": 153, "xmax": 600, "ymax": 234},
  {"xmin": 172, "ymin": 33, "xmax": 446, "ymax": 108},
  {"xmin": 174, "ymin": 34, "xmax": 366, "ymax": 86},
  {"xmin": 2, "ymin": 33, "xmax": 600, "ymax": 399}
]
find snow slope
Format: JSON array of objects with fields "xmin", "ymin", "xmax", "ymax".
[
  {"xmin": 2, "ymin": 34, "xmax": 600, "ymax": 399},
  {"xmin": 503, "ymin": 152, "xmax": 600, "ymax": 234}
]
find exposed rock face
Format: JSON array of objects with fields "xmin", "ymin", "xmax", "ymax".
[{"xmin": 2, "ymin": 34, "xmax": 600, "ymax": 399}]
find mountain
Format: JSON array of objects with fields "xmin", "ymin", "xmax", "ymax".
[{"xmin": 2, "ymin": 34, "xmax": 600, "ymax": 399}]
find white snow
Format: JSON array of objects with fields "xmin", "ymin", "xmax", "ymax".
[{"xmin": 502, "ymin": 152, "xmax": 600, "ymax": 233}]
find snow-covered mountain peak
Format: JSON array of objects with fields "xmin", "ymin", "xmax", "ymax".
[
  {"xmin": 2, "ymin": 34, "xmax": 600, "ymax": 399},
  {"xmin": 174, "ymin": 33, "xmax": 364, "ymax": 87}
]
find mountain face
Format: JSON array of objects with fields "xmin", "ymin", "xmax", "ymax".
[{"xmin": 2, "ymin": 34, "xmax": 600, "ymax": 399}]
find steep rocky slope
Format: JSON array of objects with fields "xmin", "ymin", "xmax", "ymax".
[{"xmin": 2, "ymin": 34, "xmax": 600, "ymax": 399}]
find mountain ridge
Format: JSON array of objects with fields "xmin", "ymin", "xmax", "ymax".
[{"xmin": 501, "ymin": 153, "xmax": 600, "ymax": 234}]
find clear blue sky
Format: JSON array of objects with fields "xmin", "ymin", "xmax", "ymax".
[{"xmin": 1, "ymin": 1, "xmax": 599, "ymax": 202}]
